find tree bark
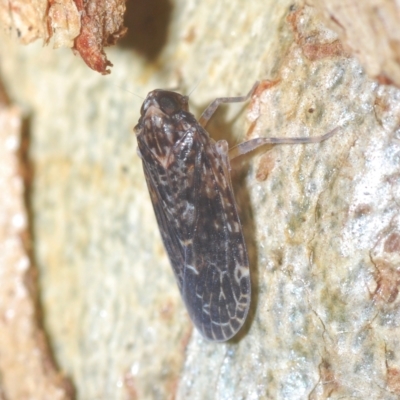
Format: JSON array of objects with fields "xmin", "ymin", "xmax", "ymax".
[{"xmin": 0, "ymin": 0, "xmax": 400, "ymax": 399}]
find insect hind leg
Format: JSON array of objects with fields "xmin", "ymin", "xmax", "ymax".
[
  {"xmin": 229, "ymin": 127, "xmax": 339, "ymax": 161},
  {"xmin": 198, "ymin": 81, "xmax": 260, "ymax": 128}
]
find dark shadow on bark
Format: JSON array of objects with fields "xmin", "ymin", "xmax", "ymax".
[{"xmin": 118, "ymin": 0, "xmax": 173, "ymax": 61}]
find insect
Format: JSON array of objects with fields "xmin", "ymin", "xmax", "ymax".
[{"xmin": 134, "ymin": 82, "xmax": 337, "ymax": 342}]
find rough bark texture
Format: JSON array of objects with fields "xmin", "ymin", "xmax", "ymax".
[
  {"xmin": 0, "ymin": 0, "xmax": 400, "ymax": 399},
  {"xmin": 309, "ymin": 0, "xmax": 400, "ymax": 87}
]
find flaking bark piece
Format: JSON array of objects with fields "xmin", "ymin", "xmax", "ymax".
[
  {"xmin": 0, "ymin": 0, "xmax": 80, "ymax": 47},
  {"xmin": 0, "ymin": 0, "xmax": 49, "ymax": 43},
  {"xmin": 73, "ymin": 0, "xmax": 127, "ymax": 75},
  {"xmin": 48, "ymin": 0, "xmax": 81, "ymax": 48},
  {"xmin": 0, "ymin": 0, "xmax": 125, "ymax": 73}
]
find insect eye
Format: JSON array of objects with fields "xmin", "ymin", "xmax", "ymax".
[{"xmin": 159, "ymin": 95, "xmax": 181, "ymax": 115}]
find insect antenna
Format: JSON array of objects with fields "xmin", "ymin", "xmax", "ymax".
[
  {"xmin": 113, "ymin": 85, "xmax": 145, "ymax": 100},
  {"xmin": 187, "ymin": 73, "xmax": 207, "ymax": 97}
]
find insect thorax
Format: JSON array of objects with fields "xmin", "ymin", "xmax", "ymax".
[{"xmin": 138, "ymin": 108, "xmax": 208, "ymax": 165}]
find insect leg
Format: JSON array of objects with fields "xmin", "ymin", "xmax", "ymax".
[
  {"xmin": 198, "ymin": 82, "xmax": 260, "ymax": 128},
  {"xmin": 229, "ymin": 127, "xmax": 339, "ymax": 161}
]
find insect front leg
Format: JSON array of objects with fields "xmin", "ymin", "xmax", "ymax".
[{"xmin": 198, "ymin": 81, "xmax": 260, "ymax": 128}]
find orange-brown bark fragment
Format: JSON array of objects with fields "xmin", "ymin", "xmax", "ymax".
[
  {"xmin": 302, "ymin": 40, "xmax": 345, "ymax": 61},
  {"xmin": 256, "ymin": 152, "xmax": 276, "ymax": 181},
  {"xmin": 387, "ymin": 367, "xmax": 400, "ymax": 394},
  {"xmin": 384, "ymin": 232, "xmax": 400, "ymax": 253},
  {"xmin": 287, "ymin": 7, "xmax": 348, "ymax": 61},
  {"xmin": 373, "ymin": 261, "xmax": 400, "ymax": 303},
  {"xmin": 252, "ymin": 79, "xmax": 281, "ymax": 100},
  {"xmin": 73, "ymin": 0, "xmax": 127, "ymax": 74},
  {"xmin": 0, "ymin": 83, "xmax": 74, "ymax": 399},
  {"xmin": 319, "ymin": 360, "xmax": 339, "ymax": 398}
]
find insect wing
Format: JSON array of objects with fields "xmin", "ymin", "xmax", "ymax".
[
  {"xmin": 183, "ymin": 140, "xmax": 251, "ymax": 341},
  {"xmin": 139, "ymin": 127, "xmax": 251, "ymax": 341},
  {"xmin": 142, "ymin": 161, "xmax": 186, "ymax": 287}
]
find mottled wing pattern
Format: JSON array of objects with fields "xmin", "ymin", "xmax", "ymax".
[
  {"xmin": 182, "ymin": 136, "xmax": 251, "ymax": 341},
  {"xmin": 142, "ymin": 160, "xmax": 186, "ymax": 286},
  {"xmin": 140, "ymin": 125, "xmax": 250, "ymax": 341}
]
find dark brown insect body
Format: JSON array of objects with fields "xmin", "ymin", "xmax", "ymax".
[
  {"xmin": 135, "ymin": 90, "xmax": 250, "ymax": 341},
  {"xmin": 135, "ymin": 83, "xmax": 337, "ymax": 342}
]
